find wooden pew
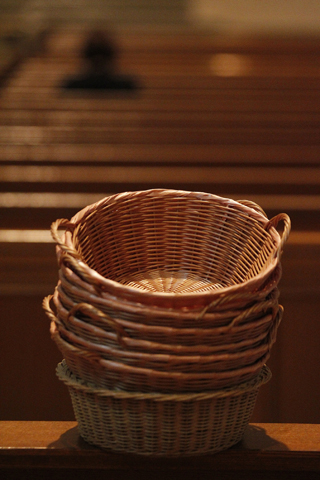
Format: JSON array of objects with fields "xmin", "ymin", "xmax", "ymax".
[
  {"xmin": 1, "ymin": 422, "xmax": 320, "ymax": 480},
  {"xmin": 0, "ymin": 29, "xmax": 320, "ymax": 425},
  {"xmin": 0, "ymin": 29, "xmax": 319, "ymax": 226}
]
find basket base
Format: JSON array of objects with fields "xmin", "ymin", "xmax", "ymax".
[
  {"xmin": 77, "ymin": 424, "xmax": 246, "ymax": 456},
  {"xmin": 57, "ymin": 362, "xmax": 271, "ymax": 456},
  {"xmin": 117, "ymin": 268, "xmax": 224, "ymax": 294}
]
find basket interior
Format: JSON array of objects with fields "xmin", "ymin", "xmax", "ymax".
[{"xmin": 71, "ymin": 193, "xmax": 276, "ymax": 294}]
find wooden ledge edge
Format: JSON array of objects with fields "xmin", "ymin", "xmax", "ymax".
[{"xmin": 0, "ymin": 422, "xmax": 320, "ymax": 473}]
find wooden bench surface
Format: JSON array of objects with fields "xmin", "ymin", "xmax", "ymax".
[{"xmin": 1, "ymin": 422, "xmax": 320, "ymax": 480}]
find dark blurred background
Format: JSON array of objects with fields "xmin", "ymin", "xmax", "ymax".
[{"xmin": 0, "ymin": 1, "xmax": 320, "ymax": 424}]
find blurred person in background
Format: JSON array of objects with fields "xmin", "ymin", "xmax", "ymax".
[{"xmin": 62, "ymin": 29, "xmax": 138, "ymax": 91}]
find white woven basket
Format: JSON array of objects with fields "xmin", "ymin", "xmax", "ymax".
[{"xmin": 56, "ymin": 360, "xmax": 271, "ymax": 456}]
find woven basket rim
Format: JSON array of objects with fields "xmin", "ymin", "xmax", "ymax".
[
  {"xmin": 71, "ymin": 189, "xmax": 269, "ymax": 225},
  {"xmin": 56, "ymin": 359, "xmax": 271, "ymax": 401},
  {"xmin": 55, "ymin": 189, "xmax": 289, "ymax": 307},
  {"xmin": 58, "ymin": 260, "xmax": 282, "ymax": 318}
]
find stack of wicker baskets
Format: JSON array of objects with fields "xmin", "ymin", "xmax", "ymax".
[{"xmin": 43, "ymin": 189, "xmax": 290, "ymax": 456}]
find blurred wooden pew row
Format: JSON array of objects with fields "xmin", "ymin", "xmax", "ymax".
[
  {"xmin": 2, "ymin": 73, "xmax": 319, "ymax": 129},
  {"xmin": 5, "ymin": 29, "xmax": 320, "ymax": 88},
  {"xmin": 2, "ymin": 88, "xmax": 319, "ymax": 111},
  {"xmin": 0, "ymin": 143, "xmax": 318, "ymax": 165},
  {"xmin": 0, "ymin": 104, "xmax": 317, "ymax": 163},
  {"xmin": 0, "ymin": 111, "xmax": 319, "ymax": 134},
  {"xmin": 6, "ymin": 60, "xmax": 320, "ymax": 86},
  {"xmin": 7, "ymin": 68, "xmax": 320, "ymax": 89},
  {"xmin": 3, "ymin": 31, "xmax": 320, "ymax": 99},
  {"xmin": 0, "ymin": 30, "xmax": 318, "ymax": 170},
  {"xmin": 0, "ymin": 29, "xmax": 319, "ymax": 227},
  {"xmin": 40, "ymin": 29, "xmax": 320, "ymax": 75},
  {"xmin": 0, "ymin": 124, "xmax": 318, "ymax": 145},
  {"xmin": 43, "ymin": 28, "xmax": 320, "ymax": 53},
  {"xmin": 1, "ymin": 165, "xmax": 319, "ymax": 189},
  {"xmin": 43, "ymin": 28, "xmax": 320, "ymax": 51},
  {"xmin": 1, "ymin": 85, "xmax": 320, "ymax": 116},
  {"xmin": 0, "ymin": 83, "xmax": 319, "ymax": 160}
]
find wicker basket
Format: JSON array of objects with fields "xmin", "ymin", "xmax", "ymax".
[
  {"xmin": 50, "ymin": 320, "xmax": 273, "ymax": 392},
  {"xmin": 46, "ymin": 287, "xmax": 282, "ymax": 372},
  {"xmin": 51, "ymin": 305, "xmax": 282, "ymax": 373},
  {"xmin": 57, "ymin": 258, "xmax": 283, "ymax": 328},
  {"xmin": 49, "ymin": 288, "xmax": 280, "ymax": 349},
  {"xmin": 51, "ymin": 189, "xmax": 290, "ymax": 310},
  {"xmin": 56, "ymin": 360, "xmax": 272, "ymax": 456},
  {"xmin": 46, "ymin": 298, "xmax": 277, "ymax": 359}
]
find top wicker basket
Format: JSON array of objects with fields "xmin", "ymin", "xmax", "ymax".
[{"xmin": 51, "ymin": 189, "xmax": 290, "ymax": 310}]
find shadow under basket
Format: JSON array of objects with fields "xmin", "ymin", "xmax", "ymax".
[{"xmin": 56, "ymin": 360, "xmax": 271, "ymax": 456}]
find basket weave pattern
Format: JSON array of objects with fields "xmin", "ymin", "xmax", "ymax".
[
  {"xmin": 43, "ymin": 189, "xmax": 291, "ymax": 455},
  {"xmin": 53, "ymin": 190, "xmax": 290, "ymax": 308},
  {"xmin": 57, "ymin": 360, "xmax": 271, "ymax": 456}
]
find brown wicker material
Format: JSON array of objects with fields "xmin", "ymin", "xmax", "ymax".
[
  {"xmin": 56, "ymin": 323, "xmax": 274, "ymax": 372},
  {"xmin": 51, "ymin": 307, "xmax": 282, "ymax": 373},
  {"xmin": 45, "ymin": 289, "xmax": 281, "ymax": 379},
  {"xmin": 50, "ymin": 288, "xmax": 280, "ymax": 348},
  {"xmin": 50, "ymin": 320, "xmax": 274, "ymax": 392},
  {"xmin": 56, "ymin": 360, "xmax": 272, "ymax": 456},
  {"xmin": 51, "ymin": 189, "xmax": 291, "ymax": 309},
  {"xmin": 44, "ymin": 293, "xmax": 280, "ymax": 355},
  {"xmin": 57, "ymin": 257, "xmax": 283, "ymax": 328}
]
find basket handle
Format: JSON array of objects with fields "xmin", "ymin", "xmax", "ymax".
[
  {"xmin": 267, "ymin": 304, "xmax": 284, "ymax": 348},
  {"xmin": 225, "ymin": 294, "xmax": 279, "ymax": 330},
  {"xmin": 50, "ymin": 321, "xmax": 105, "ymax": 364},
  {"xmin": 237, "ymin": 202, "xmax": 291, "ymax": 257},
  {"xmin": 237, "ymin": 199, "xmax": 268, "ymax": 217},
  {"xmin": 43, "ymin": 295, "xmax": 127, "ymax": 348},
  {"xmin": 265, "ymin": 213, "xmax": 291, "ymax": 259},
  {"xmin": 60, "ymin": 251, "xmax": 102, "ymax": 292},
  {"xmin": 43, "ymin": 294, "xmax": 58, "ymax": 322},
  {"xmin": 196, "ymin": 287, "xmax": 279, "ymax": 320},
  {"xmin": 43, "ymin": 294, "xmax": 68, "ymax": 328},
  {"xmin": 67, "ymin": 302, "xmax": 127, "ymax": 348},
  {"xmin": 51, "ymin": 218, "xmax": 81, "ymax": 259}
]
